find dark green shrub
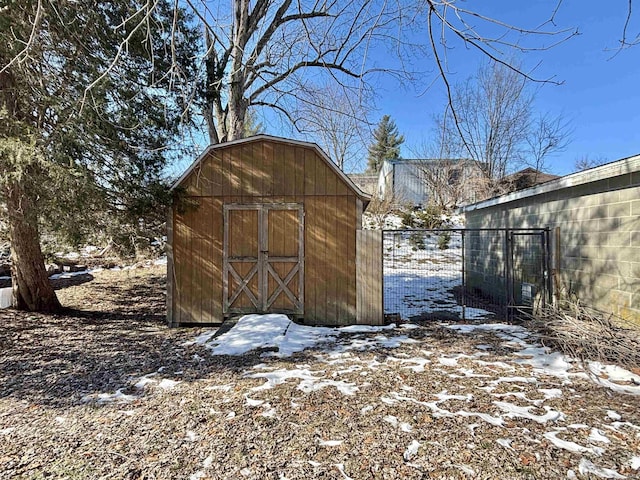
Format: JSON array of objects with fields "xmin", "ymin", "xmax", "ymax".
[
  {"xmin": 409, "ymin": 232, "xmax": 426, "ymax": 250},
  {"xmin": 438, "ymin": 231, "xmax": 451, "ymax": 250},
  {"xmin": 415, "ymin": 204, "xmax": 446, "ymax": 229},
  {"xmin": 400, "ymin": 210, "xmax": 415, "ymax": 228}
]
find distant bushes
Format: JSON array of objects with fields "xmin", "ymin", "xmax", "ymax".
[
  {"xmin": 437, "ymin": 231, "xmax": 451, "ymax": 250},
  {"xmin": 400, "ymin": 204, "xmax": 448, "ymax": 230}
]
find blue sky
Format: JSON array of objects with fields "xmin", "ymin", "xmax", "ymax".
[
  {"xmin": 368, "ymin": 0, "xmax": 640, "ymax": 175},
  {"xmin": 175, "ymin": 1, "xmax": 640, "ymax": 178}
]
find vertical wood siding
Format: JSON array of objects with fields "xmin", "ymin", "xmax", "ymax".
[
  {"xmin": 172, "ymin": 139, "xmax": 367, "ymax": 326},
  {"xmin": 356, "ymin": 230, "xmax": 384, "ymax": 325}
]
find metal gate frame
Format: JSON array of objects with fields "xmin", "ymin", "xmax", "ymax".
[
  {"xmin": 382, "ymin": 228, "xmax": 552, "ymax": 321},
  {"xmin": 223, "ymin": 203, "xmax": 304, "ymax": 316},
  {"xmin": 505, "ymin": 229, "xmax": 552, "ymax": 319}
]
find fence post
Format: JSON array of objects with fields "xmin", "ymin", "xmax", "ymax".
[
  {"xmin": 504, "ymin": 229, "xmax": 511, "ymax": 321},
  {"xmin": 461, "ymin": 229, "xmax": 466, "ymax": 321},
  {"xmin": 544, "ymin": 228, "xmax": 553, "ymax": 309}
]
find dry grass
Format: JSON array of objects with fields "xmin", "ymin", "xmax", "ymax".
[{"xmin": 524, "ymin": 301, "xmax": 640, "ymax": 372}]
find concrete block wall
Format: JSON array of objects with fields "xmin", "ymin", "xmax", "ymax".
[
  {"xmin": 464, "ymin": 169, "xmax": 640, "ymax": 324},
  {"xmin": 464, "ymin": 230, "xmax": 508, "ymax": 304}
]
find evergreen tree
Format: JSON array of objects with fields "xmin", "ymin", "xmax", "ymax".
[
  {"xmin": 0, "ymin": 0, "xmax": 199, "ymax": 311},
  {"xmin": 243, "ymin": 109, "xmax": 265, "ymax": 137},
  {"xmin": 366, "ymin": 115, "xmax": 405, "ymax": 173}
]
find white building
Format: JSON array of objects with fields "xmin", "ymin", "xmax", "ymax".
[{"xmin": 376, "ymin": 158, "xmax": 485, "ymax": 207}]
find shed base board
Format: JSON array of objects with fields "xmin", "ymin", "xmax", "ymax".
[{"xmin": 168, "ymin": 321, "xmax": 224, "ymax": 328}]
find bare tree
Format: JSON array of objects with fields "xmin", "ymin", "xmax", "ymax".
[
  {"xmin": 574, "ymin": 155, "xmax": 609, "ymax": 172},
  {"xmin": 414, "ymin": 159, "xmax": 486, "ymax": 208},
  {"xmin": 419, "ymin": 1, "xmax": 577, "ymax": 124},
  {"xmin": 191, "ymin": 0, "xmax": 407, "ymax": 144},
  {"xmin": 294, "ymin": 84, "xmax": 371, "ymax": 172},
  {"xmin": 438, "ymin": 61, "xmax": 570, "ymax": 185},
  {"xmin": 411, "ymin": 132, "xmax": 489, "ymax": 208},
  {"xmin": 190, "ymin": 0, "xmax": 637, "ymax": 147},
  {"xmin": 526, "ymin": 113, "xmax": 571, "ymax": 173},
  {"xmin": 365, "ymin": 190, "xmax": 406, "ymax": 229}
]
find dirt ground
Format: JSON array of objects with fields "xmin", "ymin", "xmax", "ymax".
[{"xmin": 1, "ymin": 266, "xmax": 639, "ymax": 479}]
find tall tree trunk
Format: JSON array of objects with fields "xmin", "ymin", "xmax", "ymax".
[
  {"xmin": 203, "ymin": 104, "xmax": 219, "ymax": 144},
  {"xmin": 5, "ymin": 180, "xmax": 62, "ymax": 312},
  {"xmin": 227, "ymin": 0, "xmax": 249, "ymax": 142},
  {"xmin": 227, "ymin": 95, "xmax": 247, "ymax": 141}
]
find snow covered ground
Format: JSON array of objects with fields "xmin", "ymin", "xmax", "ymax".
[
  {"xmin": 2, "ymin": 224, "xmax": 639, "ymax": 478},
  {"xmin": 383, "ymin": 229, "xmax": 493, "ymax": 321},
  {"xmin": 78, "ymin": 314, "xmax": 640, "ymax": 478},
  {"xmin": 144, "ymin": 315, "xmax": 640, "ymax": 478},
  {"xmin": 0, "ymin": 287, "xmax": 11, "ymax": 309}
]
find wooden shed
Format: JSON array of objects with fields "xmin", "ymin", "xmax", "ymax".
[{"xmin": 167, "ymin": 135, "xmax": 383, "ymax": 327}]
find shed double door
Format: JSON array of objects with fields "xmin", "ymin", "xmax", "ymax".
[{"xmin": 223, "ymin": 204, "xmax": 304, "ymax": 316}]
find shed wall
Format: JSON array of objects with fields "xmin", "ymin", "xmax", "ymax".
[
  {"xmin": 171, "ymin": 140, "xmax": 361, "ymax": 326},
  {"xmin": 465, "ymin": 173, "xmax": 640, "ymax": 323}
]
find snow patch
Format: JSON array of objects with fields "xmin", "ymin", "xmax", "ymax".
[
  {"xmin": 318, "ymin": 439, "xmax": 343, "ymax": 447},
  {"xmin": 203, "ymin": 314, "xmax": 406, "ymax": 357},
  {"xmin": 48, "ymin": 269, "xmax": 91, "ymax": 280},
  {"xmin": 543, "ymin": 431, "xmax": 604, "ymax": 455},
  {"xmin": 403, "ymin": 440, "xmax": 421, "ymax": 461},
  {"xmin": 244, "ymin": 395, "xmax": 265, "ymax": 407},
  {"xmin": 82, "ymin": 389, "xmax": 138, "ymax": 404},
  {"xmin": 399, "ymin": 323, "xmax": 420, "ymax": 330},
  {"xmin": 578, "ymin": 459, "xmax": 626, "ymax": 479},
  {"xmin": 158, "ymin": 379, "xmax": 180, "ymax": 390},
  {"xmin": 438, "ymin": 356, "xmax": 459, "ymax": 367},
  {"xmin": 189, "ymin": 455, "xmax": 213, "ymax": 480},
  {"xmin": 497, "ymin": 438, "xmax": 515, "ymax": 451},
  {"xmin": 399, "ymin": 357, "xmax": 431, "ymax": 373},
  {"xmin": 207, "ymin": 314, "xmax": 336, "ymax": 356},
  {"xmin": 539, "ymin": 388, "xmax": 563, "ymax": 400},
  {"xmin": 0, "ymin": 288, "xmax": 11, "ymax": 309},
  {"xmin": 588, "ymin": 363, "xmax": 640, "ymax": 395},
  {"xmin": 383, "ymin": 415, "xmax": 413, "ymax": 432},
  {"xmin": 338, "ymin": 324, "xmax": 395, "ymax": 334},
  {"xmin": 248, "ymin": 368, "xmax": 321, "ymax": 391},
  {"xmin": 454, "ymin": 464, "xmax": 476, "ymax": 476},
  {"xmin": 335, "ymin": 463, "xmax": 353, "ymax": 480},
  {"xmin": 607, "ymin": 410, "xmax": 622, "ymax": 421},
  {"xmin": 589, "ymin": 428, "xmax": 611, "ymax": 444},
  {"xmin": 298, "ymin": 379, "xmax": 358, "ymax": 396},
  {"xmin": 494, "ymin": 401, "xmax": 564, "ymax": 424}
]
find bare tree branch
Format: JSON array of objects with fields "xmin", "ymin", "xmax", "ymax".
[
  {"xmin": 81, "ymin": 0, "xmax": 160, "ymax": 111},
  {"xmin": 0, "ymin": 0, "xmax": 43, "ymax": 75},
  {"xmin": 293, "ymin": 83, "xmax": 372, "ymax": 171},
  {"xmin": 424, "ymin": 0, "xmax": 578, "ymax": 86},
  {"xmin": 621, "ymin": 0, "xmax": 640, "ymax": 47},
  {"xmin": 434, "ymin": 61, "xmax": 570, "ymax": 193},
  {"xmin": 187, "ymin": 0, "xmax": 409, "ymax": 143}
]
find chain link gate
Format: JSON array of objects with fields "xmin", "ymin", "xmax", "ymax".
[{"xmin": 383, "ymin": 228, "xmax": 551, "ymax": 321}]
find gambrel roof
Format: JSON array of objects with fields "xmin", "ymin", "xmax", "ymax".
[{"xmin": 172, "ymin": 134, "xmax": 370, "ymax": 202}]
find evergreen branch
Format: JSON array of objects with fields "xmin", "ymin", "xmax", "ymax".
[
  {"xmin": 80, "ymin": 0, "xmax": 159, "ymax": 111},
  {"xmin": 0, "ymin": 0, "xmax": 44, "ymax": 75}
]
